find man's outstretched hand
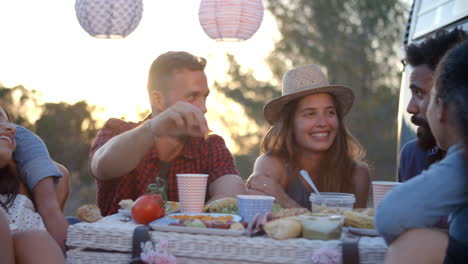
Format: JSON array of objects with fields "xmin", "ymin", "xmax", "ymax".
[{"xmin": 145, "ymin": 102, "xmax": 209, "ymax": 139}]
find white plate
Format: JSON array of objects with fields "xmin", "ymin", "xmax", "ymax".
[
  {"xmin": 348, "ymin": 227, "xmax": 379, "ymax": 237},
  {"xmin": 152, "ymin": 213, "xmax": 241, "ymax": 225},
  {"xmin": 149, "ymin": 213, "xmax": 243, "ymax": 236}
]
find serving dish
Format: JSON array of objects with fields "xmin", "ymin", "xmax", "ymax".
[{"xmin": 150, "ymin": 213, "xmax": 243, "ymax": 236}]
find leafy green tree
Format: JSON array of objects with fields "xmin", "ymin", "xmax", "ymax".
[
  {"xmin": 212, "ymin": 55, "xmax": 280, "ymax": 179},
  {"xmin": 216, "ymin": 0, "xmax": 407, "ymax": 181},
  {"xmin": 0, "ymin": 83, "xmax": 40, "ymax": 129},
  {"xmin": 35, "ymin": 101, "xmax": 98, "ymax": 215}
]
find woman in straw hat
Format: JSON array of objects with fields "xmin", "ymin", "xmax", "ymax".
[{"xmin": 246, "ymin": 64, "xmax": 370, "ymax": 209}]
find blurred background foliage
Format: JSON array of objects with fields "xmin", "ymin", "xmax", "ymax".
[
  {"xmin": 217, "ymin": 0, "xmax": 406, "ymax": 181},
  {"xmin": 1, "ymin": 0, "xmax": 408, "ymax": 215}
]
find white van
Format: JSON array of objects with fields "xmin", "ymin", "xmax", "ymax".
[{"xmin": 396, "ymin": 0, "xmax": 468, "ymax": 168}]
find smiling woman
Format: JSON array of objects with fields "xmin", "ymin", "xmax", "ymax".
[
  {"xmin": 246, "ymin": 65, "xmax": 370, "ymax": 209},
  {"xmin": 0, "ymin": 105, "xmax": 64, "ymax": 264}
]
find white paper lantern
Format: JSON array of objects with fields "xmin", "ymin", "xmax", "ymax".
[
  {"xmin": 199, "ymin": 0, "xmax": 264, "ymax": 41},
  {"xmin": 75, "ymin": 0, "xmax": 143, "ymax": 39}
]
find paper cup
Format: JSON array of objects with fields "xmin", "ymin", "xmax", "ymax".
[
  {"xmin": 372, "ymin": 181, "xmax": 401, "ymax": 208},
  {"xmin": 237, "ymin": 195, "xmax": 275, "ymax": 223},
  {"xmin": 177, "ymin": 174, "xmax": 209, "ymax": 213}
]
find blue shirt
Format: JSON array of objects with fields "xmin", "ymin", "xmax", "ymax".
[
  {"xmin": 398, "ymin": 139, "xmax": 444, "ymax": 182},
  {"xmin": 376, "ymin": 144, "xmax": 468, "ymax": 244},
  {"xmin": 13, "ymin": 125, "xmax": 62, "ymax": 190},
  {"xmin": 450, "ymin": 205, "xmax": 468, "ymax": 246}
]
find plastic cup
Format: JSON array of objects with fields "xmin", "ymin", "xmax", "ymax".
[
  {"xmin": 177, "ymin": 174, "xmax": 209, "ymax": 213},
  {"xmin": 237, "ymin": 195, "xmax": 275, "ymax": 223},
  {"xmin": 372, "ymin": 181, "xmax": 401, "ymax": 208},
  {"xmin": 309, "ymin": 192, "xmax": 355, "ymax": 214}
]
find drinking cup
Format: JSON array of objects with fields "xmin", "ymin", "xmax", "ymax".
[
  {"xmin": 237, "ymin": 195, "xmax": 275, "ymax": 223},
  {"xmin": 177, "ymin": 174, "xmax": 209, "ymax": 213},
  {"xmin": 372, "ymin": 181, "xmax": 401, "ymax": 208}
]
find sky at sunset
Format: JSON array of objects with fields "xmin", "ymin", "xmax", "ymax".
[{"xmin": 0, "ymin": 0, "xmax": 279, "ymax": 152}]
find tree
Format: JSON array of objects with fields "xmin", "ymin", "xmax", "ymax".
[
  {"xmin": 216, "ymin": 0, "xmax": 407, "ymax": 181},
  {"xmin": 35, "ymin": 101, "xmax": 98, "ymax": 215},
  {"xmin": 212, "ymin": 55, "xmax": 280, "ymax": 178},
  {"xmin": 266, "ymin": 0, "xmax": 406, "ymax": 180},
  {"xmin": 0, "ymin": 83, "xmax": 41, "ymax": 129}
]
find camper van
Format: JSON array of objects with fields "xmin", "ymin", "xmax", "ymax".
[{"xmin": 396, "ymin": 0, "xmax": 468, "ymax": 173}]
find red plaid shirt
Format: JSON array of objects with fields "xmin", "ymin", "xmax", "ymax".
[{"xmin": 89, "ymin": 118, "xmax": 239, "ymax": 216}]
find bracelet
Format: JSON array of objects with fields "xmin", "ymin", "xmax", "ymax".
[{"xmin": 143, "ymin": 121, "xmax": 158, "ymax": 144}]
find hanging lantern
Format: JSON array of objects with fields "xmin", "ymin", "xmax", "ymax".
[
  {"xmin": 199, "ymin": 0, "xmax": 264, "ymax": 42},
  {"xmin": 75, "ymin": 0, "xmax": 143, "ymax": 39}
]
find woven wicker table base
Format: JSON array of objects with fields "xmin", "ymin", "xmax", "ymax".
[{"xmin": 66, "ymin": 214, "xmax": 387, "ymax": 264}]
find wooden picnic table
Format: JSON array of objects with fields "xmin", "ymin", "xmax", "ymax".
[{"xmin": 66, "ymin": 214, "xmax": 387, "ymax": 264}]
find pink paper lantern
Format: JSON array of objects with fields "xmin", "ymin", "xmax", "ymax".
[{"xmin": 199, "ymin": 0, "xmax": 264, "ymax": 42}]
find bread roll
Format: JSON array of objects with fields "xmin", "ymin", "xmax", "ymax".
[
  {"xmin": 263, "ymin": 216, "xmax": 302, "ymax": 240},
  {"xmin": 77, "ymin": 204, "xmax": 103, "ymax": 223},
  {"xmin": 118, "ymin": 199, "xmax": 134, "ymax": 210}
]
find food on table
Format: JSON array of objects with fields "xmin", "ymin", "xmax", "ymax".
[
  {"xmin": 184, "ymin": 219, "xmax": 206, "ymax": 228},
  {"xmin": 301, "ymin": 214, "xmax": 344, "ymax": 240},
  {"xmin": 312, "ymin": 203, "xmax": 352, "ymax": 215},
  {"xmin": 166, "ymin": 201, "xmax": 180, "ymax": 213},
  {"xmin": 263, "ymin": 216, "xmax": 302, "ymax": 240},
  {"xmin": 310, "ymin": 193, "xmax": 355, "ymax": 214},
  {"xmin": 203, "ymin": 197, "xmax": 238, "ymax": 214},
  {"xmin": 169, "ymin": 214, "xmax": 233, "ymax": 222},
  {"xmin": 204, "ymin": 129, "xmax": 213, "ymax": 140},
  {"xmin": 168, "ymin": 219, "xmax": 244, "ymax": 230},
  {"xmin": 120, "ymin": 199, "xmax": 178, "ymax": 215},
  {"xmin": 119, "ymin": 199, "xmax": 134, "ymax": 210},
  {"xmin": 229, "ymin": 222, "xmax": 245, "ymax": 231},
  {"xmin": 272, "ymin": 202, "xmax": 283, "ymax": 213},
  {"xmin": 270, "ymin": 208, "xmax": 310, "ymax": 219},
  {"xmin": 343, "ymin": 209, "xmax": 375, "ymax": 229},
  {"xmin": 77, "ymin": 204, "xmax": 102, "ymax": 223},
  {"xmin": 132, "ymin": 194, "xmax": 165, "ymax": 224},
  {"xmin": 361, "ymin": 207, "xmax": 375, "ymax": 216}
]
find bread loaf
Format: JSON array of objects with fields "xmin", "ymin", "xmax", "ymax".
[{"xmin": 263, "ymin": 216, "xmax": 302, "ymax": 240}]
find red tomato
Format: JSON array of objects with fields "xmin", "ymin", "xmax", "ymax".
[{"xmin": 131, "ymin": 194, "xmax": 165, "ymax": 224}]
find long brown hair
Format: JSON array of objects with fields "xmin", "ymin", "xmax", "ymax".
[
  {"xmin": 0, "ymin": 106, "xmax": 19, "ymax": 212},
  {"xmin": 261, "ymin": 94, "xmax": 366, "ymax": 193}
]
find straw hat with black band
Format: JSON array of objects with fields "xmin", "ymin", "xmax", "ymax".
[{"xmin": 263, "ymin": 64, "xmax": 355, "ymax": 125}]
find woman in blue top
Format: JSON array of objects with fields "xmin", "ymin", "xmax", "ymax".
[{"xmin": 376, "ymin": 40, "xmax": 468, "ymax": 263}]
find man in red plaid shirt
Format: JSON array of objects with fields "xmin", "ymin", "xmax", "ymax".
[{"xmin": 89, "ymin": 51, "xmax": 247, "ymax": 216}]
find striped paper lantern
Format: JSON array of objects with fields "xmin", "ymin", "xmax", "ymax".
[
  {"xmin": 75, "ymin": 0, "xmax": 143, "ymax": 39},
  {"xmin": 199, "ymin": 0, "xmax": 264, "ymax": 41}
]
